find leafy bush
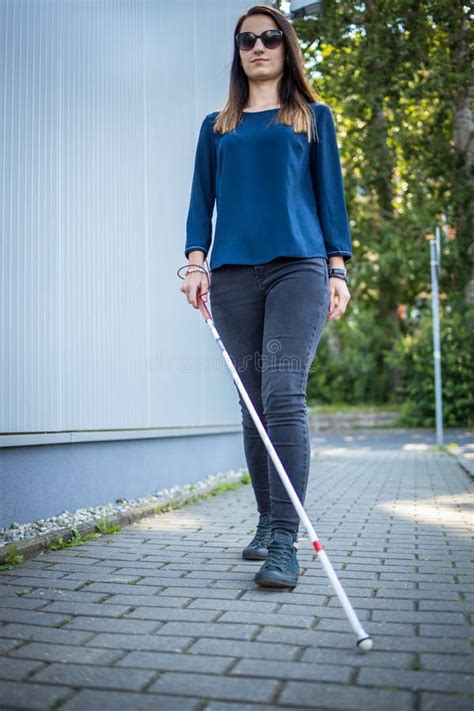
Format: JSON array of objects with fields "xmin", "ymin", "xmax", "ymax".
[
  {"xmin": 307, "ymin": 301, "xmax": 473, "ymax": 428},
  {"xmin": 386, "ymin": 306, "xmax": 474, "ymax": 427},
  {"xmin": 307, "ymin": 305, "xmax": 398, "ymax": 405}
]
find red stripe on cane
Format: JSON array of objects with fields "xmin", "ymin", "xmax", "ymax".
[{"xmin": 312, "ymin": 540, "xmax": 324, "ymax": 553}]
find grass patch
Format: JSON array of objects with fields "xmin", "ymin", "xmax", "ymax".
[
  {"xmin": 154, "ymin": 497, "xmax": 200, "ymax": 514},
  {"xmin": 74, "ymin": 580, "xmax": 94, "ymax": 591},
  {"xmin": 0, "ymin": 544, "xmax": 24, "ymax": 570},
  {"xmin": 410, "ymin": 655, "xmax": 422, "ymax": 671},
  {"xmin": 153, "ymin": 472, "xmax": 251, "ymax": 515},
  {"xmin": 0, "ymin": 516, "xmax": 122, "ymax": 568},
  {"xmin": 1, "ymin": 474, "xmax": 249, "ymax": 569},
  {"xmin": 94, "ymin": 518, "xmax": 121, "ymax": 535},
  {"xmin": 43, "ymin": 517, "xmax": 121, "ymax": 552},
  {"xmin": 208, "ymin": 480, "xmax": 245, "ymax": 496},
  {"xmin": 52, "ymin": 617, "xmax": 70, "ymax": 628}
]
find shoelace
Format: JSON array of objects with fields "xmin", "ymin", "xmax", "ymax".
[
  {"xmin": 250, "ymin": 521, "xmax": 272, "ymax": 546},
  {"xmin": 266, "ymin": 541, "xmax": 295, "ymax": 569}
]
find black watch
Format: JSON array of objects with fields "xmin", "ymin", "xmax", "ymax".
[{"xmin": 328, "ymin": 267, "xmax": 350, "ymax": 285}]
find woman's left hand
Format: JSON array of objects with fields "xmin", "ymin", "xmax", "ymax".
[{"xmin": 327, "ymin": 277, "xmax": 351, "ymax": 320}]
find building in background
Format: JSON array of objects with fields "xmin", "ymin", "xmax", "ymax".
[{"xmin": 0, "ymin": 0, "xmax": 253, "ymax": 527}]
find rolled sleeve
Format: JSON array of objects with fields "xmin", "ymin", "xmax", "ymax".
[
  {"xmin": 184, "ymin": 114, "xmax": 216, "ymax": 260},
  {"xmin": 311, "ymin": 104, "xmax": 352, "ymax": 263}
]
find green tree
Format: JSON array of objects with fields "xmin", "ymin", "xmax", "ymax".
[{"xmin": 295, "ymin": 1, "xmax": 473, "ymax": 420}]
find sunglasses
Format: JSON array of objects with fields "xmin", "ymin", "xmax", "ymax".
[{"xmin": 235, "ymin": 29, "xmax": 284, "ymax": 51}]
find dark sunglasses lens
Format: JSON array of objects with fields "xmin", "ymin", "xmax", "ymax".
[
  {"xmin": 237, "ymin": 33, "xmax": 256, "ymax": 50},
  {"xmin": 236, "ymin": 31, "xmax": 282, "ymax": 50},
  {"xmin": 262, "ymin": 30, "xmax": 282, "ymax": 48}
]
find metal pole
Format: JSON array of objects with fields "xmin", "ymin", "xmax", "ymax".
[{"xmin": 430, "ymin": 230, "xmax": 443, "ymax": 445}]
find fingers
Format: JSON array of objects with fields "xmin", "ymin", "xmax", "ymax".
[
  {"xmin": 327, "ymin": 278, "xmax": 351, "ymax": 320},
  {"xmin": 180, "ymin": 273, "xmax": 209, "ymax": 309},
  {"xmin": 200, "ymin": 276, "xmax": 208, "ymax": 304}
]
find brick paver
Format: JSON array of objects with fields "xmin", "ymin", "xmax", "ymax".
[{"xmin": 0, "ymin": 429, "xmax": 473, "ymax": 710}]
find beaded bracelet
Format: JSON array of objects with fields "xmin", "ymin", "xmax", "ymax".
[
  {"xmin": 176, "ymin": 263, "xmax": 207, "ymax": 278},
  {"xmin": 176, "ymin": 260, "xmax": 212, "ymax": 291}
]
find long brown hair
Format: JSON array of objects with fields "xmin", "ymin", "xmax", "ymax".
[{"xmin": 213, "ymin": 5, "xmax": 321, "ymax": 143}]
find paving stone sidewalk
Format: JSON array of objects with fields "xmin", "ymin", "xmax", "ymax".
[{"xmin": 0, "ymin": 430, "xmax": 473, "ymax": 710}]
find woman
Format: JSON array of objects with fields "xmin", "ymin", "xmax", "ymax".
[{"xmin": 179, "ymin": 5, "xmax": 352, "ymax": 589}]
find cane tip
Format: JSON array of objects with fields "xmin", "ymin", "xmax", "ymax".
[{"xmin": 357, "ymin": 636, "xmax": 373, "ymax": 652}]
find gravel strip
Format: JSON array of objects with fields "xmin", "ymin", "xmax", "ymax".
[{"xmin": 0, "ymin": 468, "xmax": 249, "ymax": 556}]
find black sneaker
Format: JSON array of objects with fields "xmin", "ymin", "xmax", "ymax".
[
  {"xmin": 242, "ymin": 512, "xmax": 272, "ymax": 560},
  {"xmin": 254, "ymin": 529, "xmax": 299, "ymax": 588}
]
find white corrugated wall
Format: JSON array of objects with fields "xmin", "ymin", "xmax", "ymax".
[{"xmin": 1, "ymin": 0, "xmax": 253, "ymax": 443}]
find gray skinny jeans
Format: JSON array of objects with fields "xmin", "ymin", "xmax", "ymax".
[{"xmin": 209, "ymin": 256, "xmax": 330, "ymax": 537}]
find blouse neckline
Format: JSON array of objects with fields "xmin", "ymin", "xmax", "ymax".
[{"xmin": 242, "ymin": 107, "xmax": 280, "ymax": 114}]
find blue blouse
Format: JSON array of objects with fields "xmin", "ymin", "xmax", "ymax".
[{"xmin": 184, "ymin": 102, "xmax": 352, "ymax": 270}]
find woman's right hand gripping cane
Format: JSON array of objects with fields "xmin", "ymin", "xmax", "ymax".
[{"xmin": 180, "ymin": 270, "xmax": 209, "ymax": 310}]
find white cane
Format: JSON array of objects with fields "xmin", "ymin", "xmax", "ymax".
[{"xmin": 189, "ymin": 277, "xmax": 373, "ymax": 653}]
